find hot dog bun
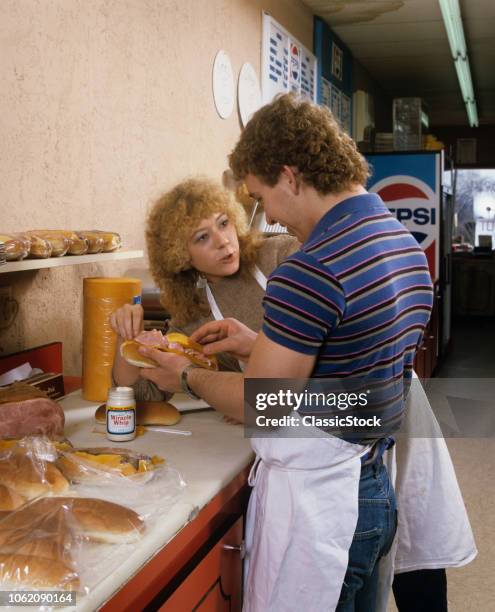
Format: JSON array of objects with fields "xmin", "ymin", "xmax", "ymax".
[
  {"xmin": 95, "ymin": 401, "xmax": 181, "ymax": 426},
  {"xmin": 120, "ymin": 330, "xmax": 218, "ymax": 370}
]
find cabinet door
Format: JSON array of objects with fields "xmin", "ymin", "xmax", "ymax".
[{"xmin": 159, "ymin": 516, "xmax": 243, "ymax": 611}]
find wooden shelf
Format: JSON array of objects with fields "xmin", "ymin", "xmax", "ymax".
[{"xmin": 0, "ymin": 250, "xmax": 144, "ymax": 273}]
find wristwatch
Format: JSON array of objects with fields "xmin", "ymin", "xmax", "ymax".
[{"xmin": 180, "ymin": 364, "xmax": 201, "ymax": 400}]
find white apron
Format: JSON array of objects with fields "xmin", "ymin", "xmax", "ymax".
[
  {"xmin": 375, "ymin": 375, "xmax": 478, "ymax": 612},
  {"xmin": 206, "ymin": 270, "xmax": 370, "ymax": 610},
  {"xmin": 244, "ymin": 434, "xmax": 369, "ymax": 611},
  {"xmin": 393, "ymin": 374, "xmax": 477, "ymax": 572}
]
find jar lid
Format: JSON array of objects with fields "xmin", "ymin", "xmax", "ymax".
[{"xmin": 108, "ymin": 386, "xmax": 135, "ymax": 401}]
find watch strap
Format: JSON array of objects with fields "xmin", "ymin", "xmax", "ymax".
[{"xmin": 180, "ymin": 364, "xmax": 201, "ymax": 400}]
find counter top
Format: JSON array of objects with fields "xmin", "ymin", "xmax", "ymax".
[{"xmin": 58, "ymin": 391, "xmax": 254, "ymax": 611}]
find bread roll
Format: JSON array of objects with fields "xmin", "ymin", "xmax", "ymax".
[
  {"xmin": 120, "ymin": 340, "xmax": 158, "ymax": 368},
  {"xmin": 87, "ymin": 230, "xmax": 122, "ymax": 252},
  {"xmin": 0, "ymin": 485, "xmax": 25, "ymax": 512},
  {"xmin": 21, "ymin": 233, "xmax": 52, "ymax": 258},
  {"xmin": 0, "ymin": 455, "xmax": 69, "ymax": 499},
  {"xmin": 75, "ymin": 231, "xmax": 105, "ymax": 253},
  {"xmin": 0, "ymin": 514, "xmax": 73, "ymax": 563},
  {"xmin": 121, "ymin": 331, "xmax": 218, "ymax": 371},
  {"xmin": 26, "ymin": 231, "xmax": 70, "ymax": 257},
  {"xmin": 9, "ymin": 497, "xmax": 145, "ymax": 544},
  {"xmin": 0, "ymin": 234, "xmax": 29, "ymax": 261},
  {"xmin": 95, "ymin": 401, "xmax": 181, "ymax": 426},
  {"xmin": 0, "ymin": 553, "xmax": 79, "ymax": 590}
]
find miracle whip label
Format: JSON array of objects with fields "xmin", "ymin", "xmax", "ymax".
[{"xmin": 107, "ymin": 408, "xmax": 135, "ymax": 435}]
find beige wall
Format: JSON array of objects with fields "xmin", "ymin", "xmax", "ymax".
[{"xmin": 0, "ymin": 0, "xmax": 313, "ymax": 374}]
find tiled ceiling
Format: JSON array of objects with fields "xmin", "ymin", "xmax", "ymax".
[{"xmin": 303, "ymin": 0, "xmax": 495, "ymax": 126}]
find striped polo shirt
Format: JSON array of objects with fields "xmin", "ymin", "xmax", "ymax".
[{"xmin": 261, "ymin": 192, "xmax": 433, "ymax": 439}]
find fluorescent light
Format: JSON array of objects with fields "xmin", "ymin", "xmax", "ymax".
[
  {"xmin": 439, "ymin": 0, "xmax": 466, "ymax": 58},
  {"xmin": 466, "ymin": 100, "xmax": 479, "ymax": 127},
  {"xmin": 438, "ymin": 0, "xmax": 478, "ymax": 127},
  {"xmin": 454, "ymin": 58, "xmax": 474, "ymax": 101}
]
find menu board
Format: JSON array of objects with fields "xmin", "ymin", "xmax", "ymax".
[{"xmin": 262, "ymin": 12, "xmax": 317, "ymax": 104}]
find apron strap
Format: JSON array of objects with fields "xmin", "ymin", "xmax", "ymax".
[
  {"xmin": 205, "ymin": 264, "xmax": 267, "ymax": 320},
  {"xmin": 205, "ymin": 283, "xmax": 224, "ymax": 321}
]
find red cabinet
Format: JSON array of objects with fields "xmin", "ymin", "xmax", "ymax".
[{"xmin": 160, "ymin": 517, "xmax": 243, "ymax": 611}]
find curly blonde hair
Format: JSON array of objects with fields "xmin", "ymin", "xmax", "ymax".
[
  {"xmin": 146, "ymin": 177, "xmax": 261, "ymax": 326},
  {"xmin": 229, "ymin": 93, "xmax": 369, "ymax": 193}
]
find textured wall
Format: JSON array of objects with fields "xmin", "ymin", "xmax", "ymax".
[{"xmin": 0, "ymin": 0, "xmax": 313, "ymax": 374}]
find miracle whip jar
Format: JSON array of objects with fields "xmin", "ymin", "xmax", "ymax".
[{"xmin": 106, "ymin": 386, "xmax": 136, "ymax": 442}]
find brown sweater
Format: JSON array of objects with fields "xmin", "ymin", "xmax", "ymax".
[{"xmin": 133, "ymin": 234, "xmax": 299, "ymax": 401}]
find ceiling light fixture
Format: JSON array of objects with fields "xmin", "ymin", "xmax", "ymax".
[{"xmin": 438, "ymin": 0, "xmax": 478, "ymax": 127}]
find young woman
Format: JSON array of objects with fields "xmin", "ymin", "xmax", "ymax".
[{"xmin": 110, "ymin": 176, "xmax": 298, "ymax": 397}]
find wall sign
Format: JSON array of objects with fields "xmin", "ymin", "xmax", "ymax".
[
  {"xmin": 261, "ymin": 12, "xmax": 317, "ymax": 104},
  {"xmin": 332, "ymin": 42, "xmax": 343, "ymax": 81}
]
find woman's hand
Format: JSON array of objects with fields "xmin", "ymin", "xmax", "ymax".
[
  {"xmin": 110, "ymin": 304, "xmax": 144, "ymax": 340},
  {"xmin": 190, "ymin": 318, "xmax": 258, "ymax": 362}
]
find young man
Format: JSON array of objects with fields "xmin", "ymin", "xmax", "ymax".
[{"xmin": 138, "ymin": 94, "xmax": 433, "ymax": 611}]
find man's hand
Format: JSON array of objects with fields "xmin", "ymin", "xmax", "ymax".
[
  {"xmin": 190, "ymin": 318, "xmax": 258, "ymax": 362},
  {"xmin": 109, "ymin": 304, "xmax": 144, "ymax": 340},
  {"xmin": 138, "ymin": 346, "xmax": 189, "ymax": 393}
]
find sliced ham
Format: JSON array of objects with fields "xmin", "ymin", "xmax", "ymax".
[
  {"xmin": 134, "ymin": 329, "xmax": 168, "ymax": 347},
  {"xmin": 0, "ymin": 398, "xmax": 65, "ymax": 440}
]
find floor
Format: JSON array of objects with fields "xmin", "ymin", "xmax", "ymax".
[{"xmin": 388, "ymin": 317, "xmax": 495, "ymax": 612}]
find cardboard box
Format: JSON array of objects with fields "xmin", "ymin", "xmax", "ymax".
[{"xmin": 22, "ymin": 372, "xmax": 65, "ymax": 400}]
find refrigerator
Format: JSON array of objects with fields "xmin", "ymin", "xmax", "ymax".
[{"xmin": 365, "ymin": 151, "xmax": 453, "ymax": 362}]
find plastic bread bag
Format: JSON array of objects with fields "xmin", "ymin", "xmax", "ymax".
[
  {"xmin": 16, "ymin": 233, "xmax": 52, "ymax": 258},
  {"xmin": 56, "ymin": 447, "xmax": 165, "ymax": 486},
  {"xmin": 54, "ymin": 447, "xmax": 185, "ymax": 597},
  {"xmin": 39, "ymin": 231, "xmax": 90, "ymax": 256},
  {"xmin": 0, "ymin": 494, "xmax": 147, "ymax": 598},
  {"xmin": 89, "ymin": 230, "xmax": 122, "ymax": 252},
  {"xmin": 76, "ymin": 231, "xmax": 105, "ymax": 253},
  {"xmin": 0, "ymin": 234, "xmax": 30, "ymax": 261},
  {"xmin": 0, "ymin": 496, "xmax": 81, "ymax": 593},
  {"xmin": 29, "ymin": 230, "xmax": 89, "ymax": 256},
  {"xmin": 0, "ymin": 438, "xmax": 74, "ymax": 510},
  {"xmin": 26, "ymin": 231, "xmax": 70, "ymax": 257}
]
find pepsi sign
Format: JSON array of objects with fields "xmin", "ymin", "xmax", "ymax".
[{"xmin": 369, "ymin": 175, "xmax": 439, "ymax": 281}]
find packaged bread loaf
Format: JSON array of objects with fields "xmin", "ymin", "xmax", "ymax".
[
  {"xmin": 32, "ymin": 231, "xmax": 89, "ymax": 255},
  {"xmin": 16, "ymin": 233, "xmax": 52, "ymax": 258},
  {"xmin": 0, "ymin": 450, "xmax": 69, "ymax": 500},
  {"xmin": 75, "ymin": 231, "xmax": 105, "ymax": 253},
  {"xmin": 25, "ymin": 231, "xmax": 70, "ymax": 257},
  {"xmin": 0, "ymin": 234, "xmax": 30, "ymax": 261},
  {"xmin": 88, "ymin": 230, "xmax": 122, "ymax": 252}
]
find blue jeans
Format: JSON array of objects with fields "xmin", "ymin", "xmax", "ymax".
[{"xmin": 336, "ymin": 458, "xmax": 397, "ymax": 612}]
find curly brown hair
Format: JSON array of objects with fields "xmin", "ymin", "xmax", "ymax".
[
  {"xmin": 229, "ymin": 93, "xmax": 369, "ymax": 193},
  {"xmin": 146, "ymin": 177, "xmax": 261, "ymax": 326}
]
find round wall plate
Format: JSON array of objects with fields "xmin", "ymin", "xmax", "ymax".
[
  {"xmin": 212, "ymin": 50, "xmax": 235, "ymax": 119},
  {"xmin": 238, "ymin": 62, "xmax": 261, "ymax": 127}
]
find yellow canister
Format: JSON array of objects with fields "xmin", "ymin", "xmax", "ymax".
[{"xmin": 82, "ymin": 277, "xmax": 141, "ymax": 401}]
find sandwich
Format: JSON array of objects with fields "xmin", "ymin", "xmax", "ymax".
[{"xmin": 120, "ymin": 330, "xmax": 218, "ymax": 371}]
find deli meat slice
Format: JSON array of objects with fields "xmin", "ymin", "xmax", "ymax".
[
  {"xmin": 134, "ymin": 329, "xmax": 169, "ymax": 348},
  {"xmin": 0, "ymin": 398, "xmax": 65, "ymax": 440}
]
